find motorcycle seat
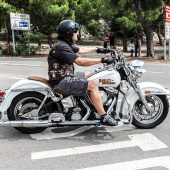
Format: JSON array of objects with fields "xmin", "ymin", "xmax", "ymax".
[{"xmin": 28, "ymin": 76, "xmax": 61, "ymax": 96}]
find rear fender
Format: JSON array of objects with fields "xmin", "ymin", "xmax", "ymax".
[{"xmin": 0, "ymin": 79, "xmax": 50, "ymax": 115}]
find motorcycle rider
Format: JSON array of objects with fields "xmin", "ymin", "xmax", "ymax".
[{"xmin": 48, "ymin": 19, "xmax": 123, "ymax": 127}]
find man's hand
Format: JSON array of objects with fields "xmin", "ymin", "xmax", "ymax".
[
  {"xmin": 101, "ymin": 57, "xmax": 114, "ymax": 64},
  {"xmin": 97, "ymin": 48, "xmax": 110, "ymax": 54}
]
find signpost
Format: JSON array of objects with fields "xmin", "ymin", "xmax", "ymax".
[
  {"xmin": 10, "ymin": 12, "xmax": 30, "ymax": 53},
  {"xmin": 164, "ymin": 4, "xmax": 170, "ymax": 60}
]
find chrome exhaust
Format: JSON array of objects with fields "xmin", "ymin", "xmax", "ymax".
[
  {"xmin": 0, "ymin": 120, "xmax": 100, "ymax": 127},
  {"xmin": 0, "ymin": 120, "xmax": 54, "ymax": 127}
]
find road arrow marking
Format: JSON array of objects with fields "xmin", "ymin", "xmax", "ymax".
[
  {"xmin": 30, "ymin": 126, "xmax": 94, "ymax": 140},
  {"xmin": 77, "ymin": 156, "xmax": 170, "ymax": 170},
  {"xmin": 30, "ymin": 125, "xmax": 136, "ymax": 140},
  {"xmin": 31, "ymin": 133, "xmax": 168, "ymax": 160}
]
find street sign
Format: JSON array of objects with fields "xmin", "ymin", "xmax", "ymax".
[
  {"xmin": 19, "ymin": 22, "xmax": 29, "ymax": 28},
  {"xmin": 165, "ymin": 4, "xmax": 170, "ymax": 23},
  {"xmin": 164, "ymin": 4, "xmax": 170, "ymax": 39},
  {"xmin": 10, "ymin": 12, "xmax": 30, "ymax": 30},
  {"xmin": 164, "ymin": 4, "xmax": 170, "ymax": 60},
  {"xmin": 165, "ymin": 22, "xmax": 170, "ymax": 39}
]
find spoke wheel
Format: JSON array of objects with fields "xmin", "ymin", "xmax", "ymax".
[
  {"xmin": 7, "ymin": 92, "xmax": 48, "ymax": 134},
  {"xmin": 132, "ymin": 95, "xmax": 169, "ymax": 128}
]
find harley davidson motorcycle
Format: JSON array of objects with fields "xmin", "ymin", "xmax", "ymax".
[{"xmin": 0, "ymin": 49, "xmax": 169, "ymax": 134}]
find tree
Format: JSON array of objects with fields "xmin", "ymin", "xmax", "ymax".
[
  {"xmin": 96, "ymin": 0, "xmax": 141, "ymax": 51},
  {"xmin": 0, "ymin": 0, "xmax": 18, "ymax": 54},
  {"xmin": 133, "ymin": 0, "xmax": 166, "ymax": 57},
  {"xmin": 28, "ymin": 0, "xmax": 78, "ymax": 47},
  {"xmin": 109, "ymin": 0, "xmax": 167, "ymax": 57},
  {"xmin": 6, "ymin": 0, "xmax": 29, "ymax": 11},
  {"xmin": 75, "ymin": 0, "xmax": 102, "ymax": 36}
]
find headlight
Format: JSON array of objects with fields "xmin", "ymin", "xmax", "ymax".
[{"xmin": 127, "ymin": 60, "xmax": 145, "ymax": 81}]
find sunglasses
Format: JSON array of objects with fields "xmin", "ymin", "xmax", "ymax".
[
  {"xmin": 73, "ymin": 29, "xmax": 79, "ymax": 33},
  {"xmin": 73, "ymin": 23, "xmax": 80, "ymax": 33}
]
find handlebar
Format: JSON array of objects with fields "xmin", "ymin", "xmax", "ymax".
[{"xmin": 109, "ymin": 49, "xmax": 118, "ymax": 58}]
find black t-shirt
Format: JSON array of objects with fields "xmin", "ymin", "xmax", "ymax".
[
  {"xmin": 51, "ymin": 43, "xmax": 79, "ymax": 64},
  {"xmin": 48, "ymin": 40, "xmax": 79, "ymax": 86}
]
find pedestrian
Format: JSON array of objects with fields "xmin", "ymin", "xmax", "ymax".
[
  {"xmin": 134, "ymin": 32, "xmax": 142, "ymax": 57},
  {"xmin": 48, "ymin": 20, "xmax": 123, "ymax": 127},
  {"xmin": 109, "ymin": 32, "xmax": 115, "ymax": 49},
  {"xmin": 129, "ymin": 40, "xmax": 135, "ymax": 57},
  {"xmin": 138, "ymin": 34, "xmax": 142, "ymax": 57},
  {"xmin": 104, "ymin": 34, "xmax": 109, "ymax": 48}
]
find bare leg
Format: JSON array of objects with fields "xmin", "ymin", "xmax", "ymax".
[
  {"xmin": 87, "ymin": 80, "xmax": 105, "ymax": 115},
  {"xmin": 87, "ymin": 80, "xmax": 123, "ymax": 126}
]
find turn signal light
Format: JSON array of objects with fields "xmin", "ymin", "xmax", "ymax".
[{"xmin": 145, "ymin": 90, "xmax": 151, "ymax": 94}]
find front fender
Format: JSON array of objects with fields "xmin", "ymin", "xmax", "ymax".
[
  {"xmin": 120, "ymin": 82, "xmax": 170, "ymax": 117},
  {"xmin": 0, "ymin": 79, "xmax": 50, "ymax": 115}
]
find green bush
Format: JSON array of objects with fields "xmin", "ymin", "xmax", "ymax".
[
  {"xmin": 156, "ymin": 54, "xmax": 164, "ymax": 60},
  {"xmin": 76, "ymin": 40, "xmax": 102, "ymax": 45},
  {"xmin": 15, "ymin": 31, "xmax": 46, "ymax": 56}
]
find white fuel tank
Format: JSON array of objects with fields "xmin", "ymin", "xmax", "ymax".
[{"xmin": 87, "ymin": 68, "xmax": 121, "ymax": 87}]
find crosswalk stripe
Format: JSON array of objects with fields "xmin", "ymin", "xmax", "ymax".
[
  {"xmin": 30, "ymin": 125, "xmax": 136, "ymax": 140},
  {"xmin": 77, "ymin": 156, "xmax": 170, "ymax": 170},
  {"xmin": 31, "ymin": 133, "xmax": 168, "ymax": 160}
]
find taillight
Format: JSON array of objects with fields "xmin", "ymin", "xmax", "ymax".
[{"xmin": 0, "ymin": 90, "xmax": 5, "ymax": 97}]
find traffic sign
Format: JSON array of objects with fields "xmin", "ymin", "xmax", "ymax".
[
  {"xmin": 10, "ymin": 12, "xmax": 30, "ymax": 30},
  {"xmin": 19, "ymin": 22, "xmax": 29, "ymax": 28},
  {"xmin": 164, "ymin": 4, "xmax": 170, "ymax": 40}
]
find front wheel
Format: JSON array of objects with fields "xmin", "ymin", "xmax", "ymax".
[
  {"xmin": 132, "ymin": 95, "xmax": 169, "ymax": 129},
  {"xmin": 7, "ymin": 92, "xmax": 49, "ymax": 134}
]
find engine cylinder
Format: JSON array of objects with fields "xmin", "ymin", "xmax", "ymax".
[{"xmin": 99, "ymin": 91, "xmax": 108, "ymax": 104}]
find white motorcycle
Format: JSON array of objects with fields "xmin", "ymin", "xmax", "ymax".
[{"xmin": 0, "ymin": 49, "xmax": 169, "ymax": 134}]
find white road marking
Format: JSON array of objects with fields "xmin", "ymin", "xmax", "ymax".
[
  {"xmin": 0, "ymin": 63, "xmax": 9, "ymax": 65},
  {"xmin": 31, "ymin": 126, "xmax": 94, "ymax": 140},
  {"xmin": 100, "ymin": 124, "xmax": 136, "ymax": 132},
  {"xmin": 78, "ymin": 66, "xmax": 165, "ymax": 74},
  {"xmin": 146, "ymin": 71, "xmax": 163, "ymax": 74},
  {"xmin": 30, "ymin": 125, "xmax": 136, "ymax": 140},
  {"xmin": 9, "ymin": 77, "xmax": 24, "ymax": 80},
  {"xmin": 0, "ymin": 63, "xmax": 43, "ymax": 67},
  {"xmin": 31, "ymin": 133, "xmax": 168, "ymax": 160},
  {"xmin": 77, "ymin": 156, "xmax": 170, "ymax": 170}
]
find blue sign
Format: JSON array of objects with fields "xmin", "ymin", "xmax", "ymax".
[{"xmin": 19, "ymin": 22, "xmax": 29, "ymax": 28}]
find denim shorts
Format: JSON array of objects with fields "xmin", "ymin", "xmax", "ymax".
[{"xmin": 54, "ymin": 72, "xmax": 88, "ymax": 96}]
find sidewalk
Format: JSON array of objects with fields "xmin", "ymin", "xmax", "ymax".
[
  {"xmin": 0, "ymin": 40, "xmax": 165, "ymax": 59},
  {"xmin": 38, "ymin": 44, "xmax": 166, "ymax": 58}
]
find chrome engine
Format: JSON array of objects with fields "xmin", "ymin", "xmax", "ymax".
[
  {"xmin": 59, "ymin": 89, "xmax": 117, "ymax": 121},
  {"xmin": 99, "ymin": 90, "xmax": 108, "ymax": 104},
  {"xmin": 61, "ymin": 96, "xmax": 83, "ymax": 121},
  {"xmin": 61, "ymin": 96, "xmax": 76, "ymax": 108},
  {"xmin": 71, "ymin": 107, "xmax": 82, "ymax": 121},
  {"xmin": 99, "ymin": 87, "xmax": 118, "ymax": 105}
]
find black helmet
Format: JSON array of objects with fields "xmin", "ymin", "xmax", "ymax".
[{"xmin": 58, "ymin": 20, "xmax": 80, "ymax": 38}]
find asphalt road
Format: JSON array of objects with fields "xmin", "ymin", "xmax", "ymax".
[{"xmin": 0, "ymin": 57, "xmax": 170, "ymax": 170}]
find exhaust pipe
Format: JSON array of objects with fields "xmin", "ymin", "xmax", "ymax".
[
  {"xmin": 0, "ymin": 120, "xmax": 100, "ymax": 127},
  {"xmin": 0, "ymin": 120, "xmax": 54, "ymax": 127}
]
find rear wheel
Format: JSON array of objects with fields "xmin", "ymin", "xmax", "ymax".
[
  {"xmin": 7, "ymin": 92, "xmax": 49, "ymax": 134},
  {"xmin": 132, "ymin": 95, "xmax": 169, "ymax": 128}
]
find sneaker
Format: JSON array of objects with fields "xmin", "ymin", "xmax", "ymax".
[{"xmin": 100, "ymin": 114, "xmax": 123, "ymax": 127}]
